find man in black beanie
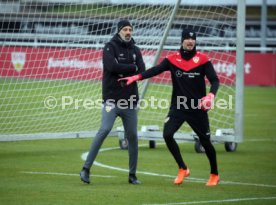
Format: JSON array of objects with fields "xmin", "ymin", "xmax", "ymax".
[
  {"xmin": 180, "ymin": 28, "xmax": 197, "ymax": 60},
  {"xmin": 80, "ymin": 20, "xmax": 145, "ymax": 185},
  {"xmin": 117, "ymin": 19, "xmax": 133, "ymax": 43},
  {"xmin": 119, "ymin": 28, "xmax": 220, "ymax": 186},
  {"xmin": 181, "ymin": 28, "xmax": 196, "ymax": 41},
  {"xmin": 117, "ymin": 19, "xmax": 133, "ymax": 33}
]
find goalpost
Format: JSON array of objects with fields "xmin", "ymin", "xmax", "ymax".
[{"xmin": 0, "ymin": 0, "xmax": 244, "ymax": 151}]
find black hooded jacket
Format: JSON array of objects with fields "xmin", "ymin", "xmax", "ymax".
[{"xmin": 102, "ymin": 34, "xmax": 145, "ymax": 104}]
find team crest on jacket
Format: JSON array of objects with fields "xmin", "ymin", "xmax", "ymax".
[
  {"xmin": 105, "ymin": 105, "xmax": 112, "ymax": 112},
  {"xmin": 193, "ymin": 56, "xmax": 199, "ymax": 63}
]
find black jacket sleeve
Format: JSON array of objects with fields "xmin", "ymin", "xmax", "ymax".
[
  {"xmin": 141, "ymin": 58, "xmax": 170, "ymax": 80},
  {"xmin": 204, "ymin": 61, "xmax": 220, "ymax": 95},
  {"xmin": 102, "ymin": 43, "xmax": 137, "ymax": 75},
  {"xmin": 134, "ymin": 46, "xmax": 146, "ymax": 74}
]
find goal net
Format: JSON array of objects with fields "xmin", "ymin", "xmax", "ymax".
[{"xmin": 0, "ymin": 0, "xmax": 237, "ymax": 141}]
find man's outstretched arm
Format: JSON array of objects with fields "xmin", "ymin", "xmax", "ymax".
[{"xmin": 118, "ymin": 58, "xmax": 170, "ymax": 85}]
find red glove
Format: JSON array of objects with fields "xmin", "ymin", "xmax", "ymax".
[
  {"xmin": 199, "ymin": 93, "xmax": 215, "ymax": 111},
  {"xmin": 118, "ymin": 74, "xmax": 142, "ymax": 86}
]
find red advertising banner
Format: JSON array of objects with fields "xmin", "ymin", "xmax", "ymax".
[
  {"xmin": 0, "ymin": 46, "xmax": 275, "ymax": 86},
  {"xmin": 0, "ymin": 47, "xmax": 103, "ymax": 81},
  {"xmin": 244, "ymin": 53, "xmax": 276, "ymax": 86}
]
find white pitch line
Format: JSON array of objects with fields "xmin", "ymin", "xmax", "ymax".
[
  {"xmin": 219, "ymin": 180, "xmax": 276, "ymax": 188},
  {"xmin": 20, "ymin": 171, "xmax": 116, "ymax": 178},
  {"xmin": 142, "ymin": 196, "xmax": 276, "ymax": 205},
  {"xmin": 245, "ymin": 138, "xmax": 276, "ymax": 142},
  {"xmin": 81, "ymin": 144, "xmax": 276, "ymax": 188},
  {"xmin": 93, "ymin": 160, "xmax": 205, "ymax": 183},
  {"xmin": 92, "ymin": 158, "xmax": 276, "ymax": 187}
]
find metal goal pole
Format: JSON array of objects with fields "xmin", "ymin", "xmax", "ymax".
[
  {"xmin": 235, "ymin": 0, "xmax": 246, "ymax": 143},
  {"xmin": 139, "ymin": 0, "xmax": 181, "ymax": 100}
]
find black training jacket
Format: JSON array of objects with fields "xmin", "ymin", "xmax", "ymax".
[
  {"xmin": 141, "ymin": 51, "xmax": 219, "ymax": 110},
  {"xmin": 102, "ymin": 34, "xmax": 145, "ymax": 104}
]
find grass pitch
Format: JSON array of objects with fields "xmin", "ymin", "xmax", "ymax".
[{"xmin": 0, "ymin": 86, "xmax": 276, "ymax": 205}]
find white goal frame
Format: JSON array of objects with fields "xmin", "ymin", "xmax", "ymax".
[{"xmin": 0, "ymin": 0, "xmax": 245, "ymax": 145}]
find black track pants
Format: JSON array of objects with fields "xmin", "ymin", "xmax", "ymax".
[{"xmin": 163, "ymin": 109, "xmax": 218, "ymax": 174}]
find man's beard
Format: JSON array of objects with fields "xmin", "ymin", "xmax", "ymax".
[{"xmin": 123, "ymin": 35, "xmax": 131, "ymax": 42}]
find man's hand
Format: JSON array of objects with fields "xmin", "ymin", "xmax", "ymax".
[
  {"xmin": 199, "ymin": 93, "xmax": 215, "ymax": 111},
  {"xmin": 118, "ymin": 74, "xmax": 142, "ymax": 86}
]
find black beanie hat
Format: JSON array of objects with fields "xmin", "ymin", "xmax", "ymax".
[
  {"xmin": 117, "ymin": 20, "xmax": 133, "ymax": 33},
  {"xmin": 181, "ymin": 28, "xmax": 196, "ymax": 42}
]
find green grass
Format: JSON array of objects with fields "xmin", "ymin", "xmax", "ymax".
[
  {"xmin": 0, "ymin": 86, "xmax": 276, "ymax": 205},
  {"xmin": 0, "ymin": 78, "xmax": 102, "ymax": 133},
  {"xmin": 244, "ymin": 87, "xmax": 276, "ymax": 138},
  {"xmin": 0, "ymin": 78, "xmax": 234, "ymax": 134}
]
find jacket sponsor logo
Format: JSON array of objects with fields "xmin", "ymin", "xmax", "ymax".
[
  {"xmin": 175, "ymin": 70, "xmax": 200, "ymax": 78},
  {"xmin": 176, "ymin": 70, "xmax": 183, "ymax": 77},
  {"xmin": 11, "ymin": 52, "xmax": 26, "ymax": 72},
  {"xmin": 118, "ymin": 53, "xmax": 126, "ymax": 61}
]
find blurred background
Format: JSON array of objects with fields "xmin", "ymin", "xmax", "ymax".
[{"xmin": 1, "ymin": 0, "xmax": 275, "ymax": 86}]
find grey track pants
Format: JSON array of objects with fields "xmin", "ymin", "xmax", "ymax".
[{"xmin": 83, "ymin": 103, "xmax": 138, "ymax": 175}]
